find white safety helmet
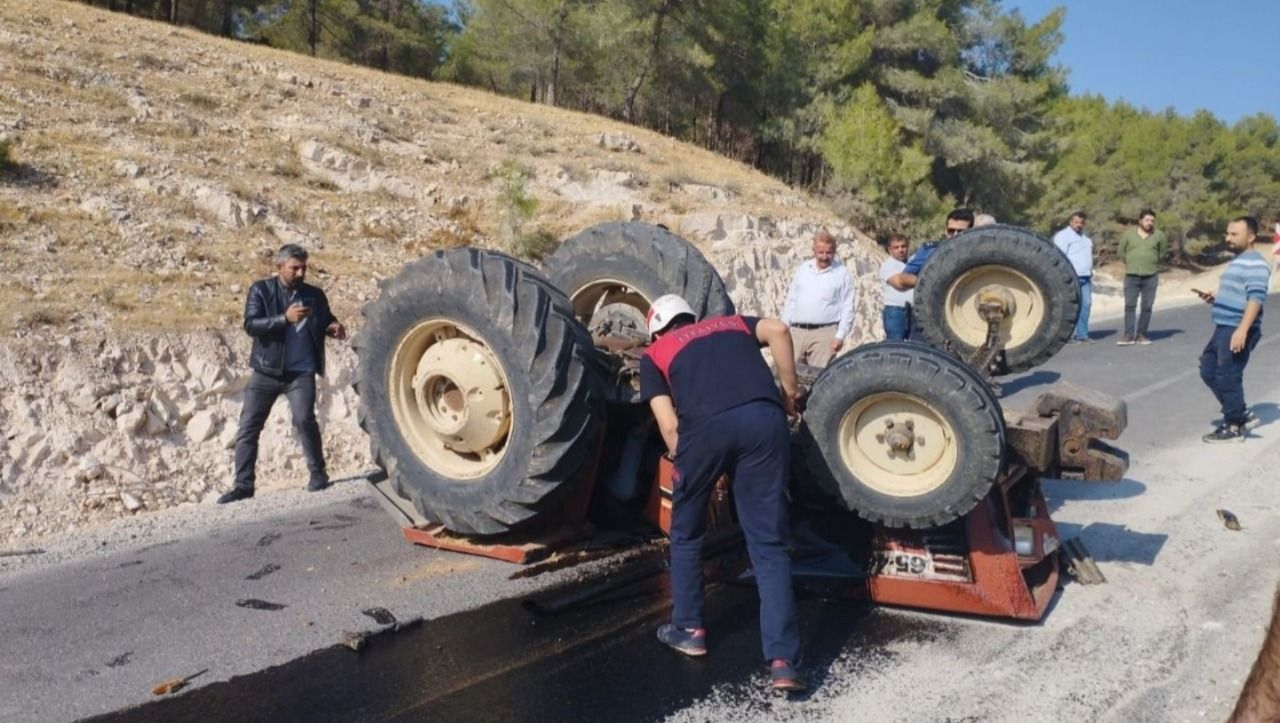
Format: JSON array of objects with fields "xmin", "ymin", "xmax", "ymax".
[{"xmin": 646, "ymin": 294, "xmax": 697, "ymax": 338}]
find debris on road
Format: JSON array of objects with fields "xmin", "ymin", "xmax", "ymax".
[
  {"xmin": 0, "ymin": 548, "xmax": 46, "ymax": 558},
  {"xmin": 1062, "ymin": 537, "xmax": 1107, "ymax": 585},
  {"xmin": 341, "ymin": 631, "xmax": 368, "ymax": 652},
  {"xmin": 235, "ymin": 598, "xmax": 286, "ymax": 611},
  {"xmin": 361, "ymin": 607, "xmax": 397, "ymax": 626},
  {"xmin": 150, "ymin": 669, "xmax": 207, "ymax": 696},
  {"xmin": 342, "ymin": 614, "xmax": 423, "ymax": 652},
  {"xmin": 1217, "ymin": 509, "xmax": 1242, "ymax": 531},
  {"xmin": 245, "ymin": 563, "xmax": 281, "ymax": 581}
]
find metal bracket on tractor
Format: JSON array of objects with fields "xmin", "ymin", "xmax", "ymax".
[{"xmin": 366, "ymin": 452, "xmax": 600, "ymax": 565}]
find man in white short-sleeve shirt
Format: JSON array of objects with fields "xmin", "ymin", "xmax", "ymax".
[{"xmin": 879, "ymin": 233, "xmax": 913, "ymax": 340}]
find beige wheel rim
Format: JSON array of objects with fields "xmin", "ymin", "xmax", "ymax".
[
  {"xmin": 837, "ymin": 392, "xmax": 958, "ymax": 498},
  {"xmin": 388, "ymin": 319, "xmax": 512, "ymax": 479},
  {"xmin": 942, "ymin": 265, "xmax": 1046, "ymax": 350},
  {"xmin": 569, "ymin": 279, "xmax": 651, "ymax": 326}
]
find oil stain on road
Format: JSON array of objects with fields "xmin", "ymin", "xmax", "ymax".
[{"xmin": 86, "ymin": 561, "xmax": 944, "ymax": 723}]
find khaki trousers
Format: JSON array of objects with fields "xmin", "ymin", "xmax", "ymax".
[{"xmin": 790, "ymin": 324, "xmax": 838, "ymax": 368}]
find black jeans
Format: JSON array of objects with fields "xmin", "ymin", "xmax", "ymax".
[
  {"xmin": 1199, "ymin": 325, "xmax": 1260, "ymax": 426},
  {"xmin": 233, "ymin": 371, "xmax": 326, "ymax": 490},
  {"xmin": 1123, "ymin": 274, "xmax": 1159, "ymax": 337}
]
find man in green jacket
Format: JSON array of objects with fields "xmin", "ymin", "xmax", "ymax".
[{"xmin": 1117, "ymin": 209, "xmax": 1168, "ymax": 345}]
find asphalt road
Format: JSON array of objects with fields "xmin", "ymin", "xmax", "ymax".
[
  {"xmin": 0, "ymin": 488, "xmax": 620, "ymax": 722},
  {"xmin": 4, "ymin": 299, "xmax": 1279, "ymax": 722}
]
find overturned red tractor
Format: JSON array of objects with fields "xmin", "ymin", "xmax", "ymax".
[{"xmin": 354, "ymin": 222, "xmax": 1127, "ymax": 621}]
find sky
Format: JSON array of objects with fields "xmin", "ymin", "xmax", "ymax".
[{"xmin": 1006, "ymin": 0, "xmax": 1279, "ymax": 125}]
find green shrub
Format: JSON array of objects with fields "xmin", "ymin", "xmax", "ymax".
[
  {"xmin": 493, "ymin": 160, "xmax": 537, "ymax": 245},
  {"xmin": 0, "ymin": 135, "xmax": 15, "ymax": 172},
  {"xmin": 513, "ymin": 229, "xmax": 558, "ymax": 262}
]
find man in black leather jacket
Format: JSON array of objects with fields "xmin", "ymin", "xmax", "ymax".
[{"xmin": 217, "ymin": 244, "xmax": 347, "ymax": 504}]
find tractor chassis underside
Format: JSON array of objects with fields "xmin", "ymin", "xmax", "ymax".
[{"xmin": 370, "ymin": 382, "xmax": 1126, "ymax": 622}]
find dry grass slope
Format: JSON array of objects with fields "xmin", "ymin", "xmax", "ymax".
[{"xmin": 0, "ymin": 0, "xmax": 851, "ymax": 335}]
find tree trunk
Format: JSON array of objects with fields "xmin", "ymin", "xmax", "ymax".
[
  {"xmin": 546, "ymin": 0, "xmax": 571, "ymax": 107},
  {"xmin": 169, "ymin": 0, "xmax": 179, "ymax": 23},
  {"xmin": 624, "ymin": 0, "xmax": 676, "ymax": 124},
  {"xmin": 378, "ymin": 0, "xmax": 393, "ymax": 70},
  {"xmin": 220, "ymin": 0, "xmax": 233, "ymax": 36},
  {"xmin": 308, "ymin": 0, "xmax": 318, "ymax": 56},
  {"xmin": 125, "ymin": 0, "xmax": 133, "ymax": 13}
]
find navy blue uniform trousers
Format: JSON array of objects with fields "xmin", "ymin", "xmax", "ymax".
[
  {"xmin": 1199, "ymin": 324, "xmax": 1260, "ymax": 426},
  {"xmin": 670, "ymin": 400, "xmax": 799, "ymax": 662}
]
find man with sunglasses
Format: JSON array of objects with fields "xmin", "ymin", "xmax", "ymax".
[{"xmin": 886, "ymin": 208, "xmax": 975, "ymax": 293}]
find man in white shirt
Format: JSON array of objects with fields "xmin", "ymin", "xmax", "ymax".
[
  {"xmin": 879, "ymin": 234, "xmax": 913, "ymax": 340},
  {"xmin": 781, "ymin": 230, "xmax": 855, "ymax": 367},
  {"xmin": 1052, "ymin": 211, "xmax": 1094, "ymax": 343}
]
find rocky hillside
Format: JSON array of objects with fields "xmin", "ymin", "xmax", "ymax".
[{"xmin": 0, "ymin": 0, "xmax": 884, "ymax": 544}]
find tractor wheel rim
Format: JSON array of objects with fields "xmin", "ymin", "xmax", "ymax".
[
  {"xmin": 389, "ymin": 319, "xmax": 511, "ymax": 479},
  {"xmin": 569, "ymin": 279, "xmax": 651, "ymax": 327},
  {"xmin": 942, "ymin": 265, "xmax": 1046, "ymax": 350},
  {"xmin": 837, "ymin": 392, "xmax": 958, "ymax": 498}
]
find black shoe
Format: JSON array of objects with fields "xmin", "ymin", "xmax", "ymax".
[
  {"xmin": 217, "ymin": 487, "xmax": 255, "ymax": 504},
  {"xmin": 1213, "ymin": 410, "xmax": 1260, "ymax": 430},
  {"xmin": 1203, "ymin": 424, "xmax": 1245, "ymax": 443},
  {"xmin": 1116, "ymin": 336, "xmax": 1136, "ymax": 346},
  {"xmin": 307, "ymin": 477, "xmax": 331, "ymax": 492}
]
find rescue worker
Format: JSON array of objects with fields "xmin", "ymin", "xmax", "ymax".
[{"xmin": 638, "ymin": 294, "xmax": 807, "ymax": 693}]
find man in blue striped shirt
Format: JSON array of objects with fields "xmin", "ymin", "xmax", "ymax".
[{"xmin": 1198, "ymin": 216, "xmax": 1272, "ymax": 443}]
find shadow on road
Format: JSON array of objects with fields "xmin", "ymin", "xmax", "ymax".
[
  {"xmin": 999, "ymin": 370, "xmax": 1061, "ymax": 398},
  {"xmin": 1051, "ymin": 521, "xmax": 1169, "ymax": 566},
  {"xmin": 1143, "ymin": 328, "xmax": 1185, "ymax": 341},
  {"xmin": 1251, "ymin": 402, "xmax": 1280, "ymax": 429},
  {"xmin": 1042, "ymin": 478, "xmax": 1148, "ymax": 513}
]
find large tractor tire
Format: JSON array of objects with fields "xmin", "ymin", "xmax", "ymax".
[
  {"xmin": 915, "ymin": 225, "xmax": 1080, "ymax": 373},
  {"xmin": 353, "ymin": 248, "xmax": 604, "ymax": 536},
  {"xmin": 801, "ymin": 342, "xmax": 1006, "ymax": 529},
  {"xmin": 543, "ymin": 221, "xmax": 735, "ymax": 401}
]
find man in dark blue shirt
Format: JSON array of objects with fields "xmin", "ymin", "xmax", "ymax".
[
  {"xmin": 887, "ymin": 207, "xmax": 976, "ymax": 292},
  {"xmin": 638, "ymin": 294, "xmax": 806, "ymax": 693}
]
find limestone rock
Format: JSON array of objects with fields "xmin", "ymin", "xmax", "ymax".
[
  {"xmin": 79, "ymin": 196, "xmax": 130, "ymax": 223},
  {"xmin": 297, "ymin": 140, "xmax": 415, "ymax": 199},
  {"xmin": 191, "ymin": 185, "xmax": 264, "ymax": 228},
  {"xmin": 112, "ymin": 160, "xmax": 144, "ymax": 178},
  {"xmin": 186, "ymin": 410, "xmax": 219, "ymax": 444},
  {"xmin": 596, "ymin": 132, "xmax": 641, "ymax": 153},
  {"xmin": 116, "ymin": 404, "xmax": 147, "ymax": 434}
]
